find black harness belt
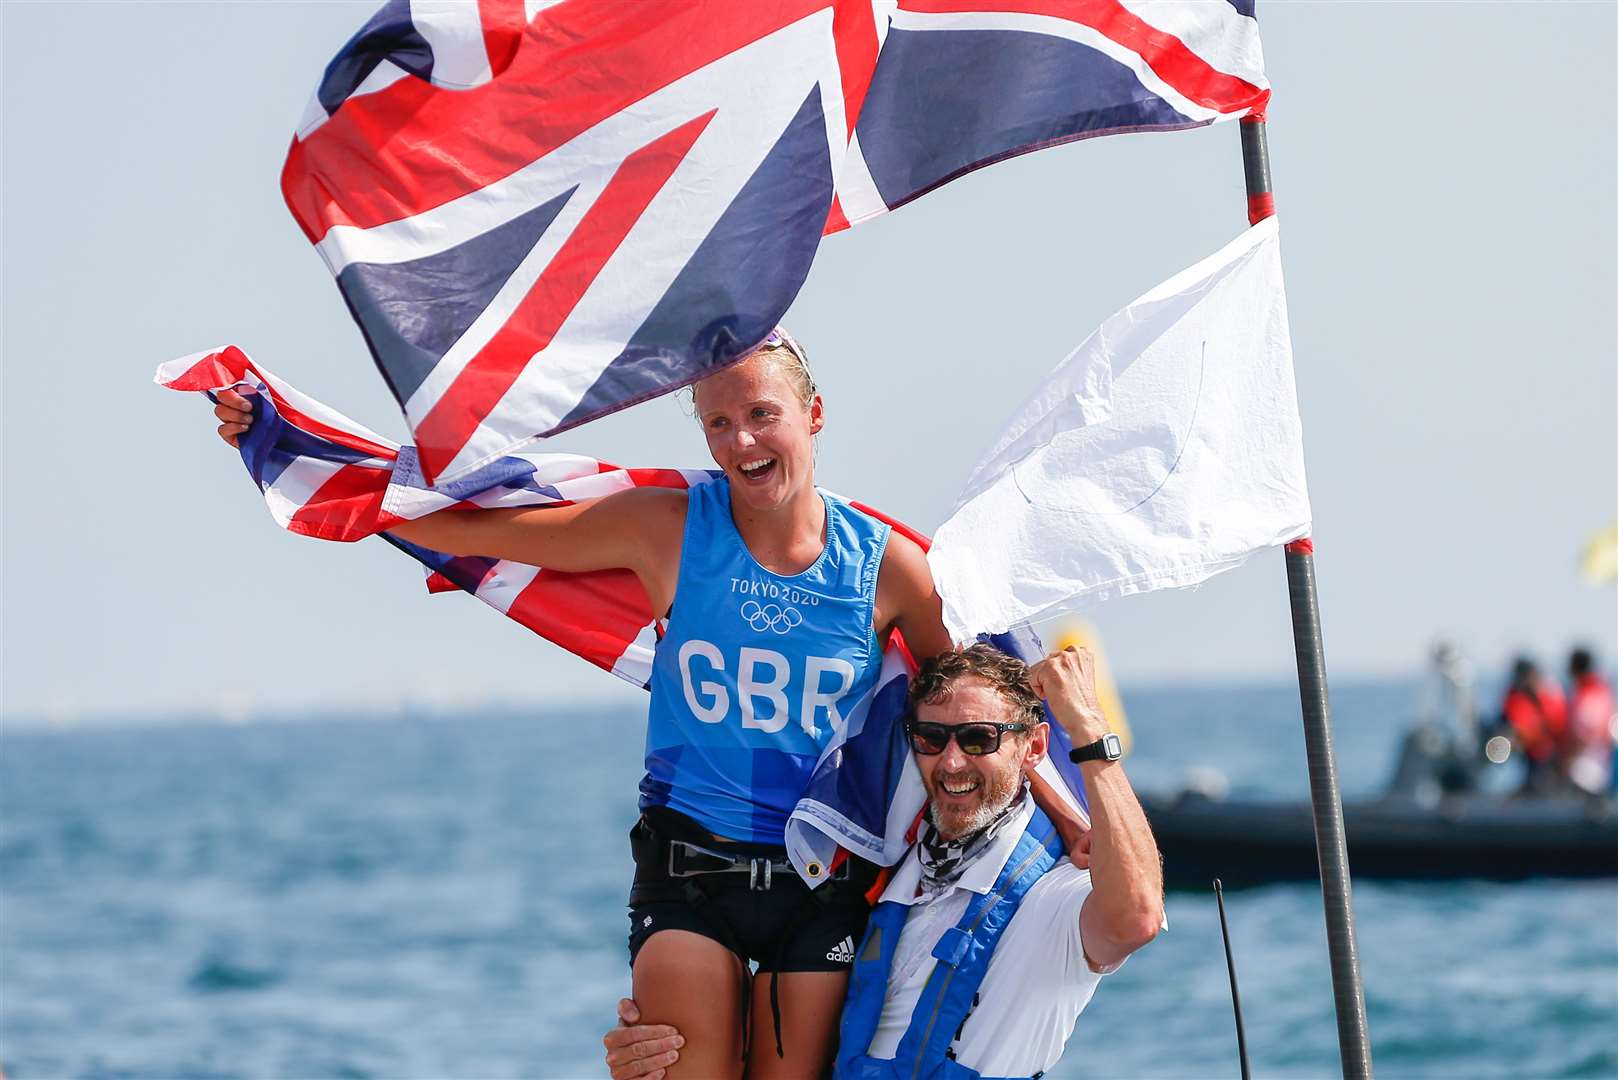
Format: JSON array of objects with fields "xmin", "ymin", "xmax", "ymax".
[{"xmin": 666, "ymin": 839, "xmax": 847, "ymax": 890}]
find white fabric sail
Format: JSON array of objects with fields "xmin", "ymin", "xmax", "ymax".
[{"xmin": 930, "ymin": 216, "xmax": 1311, "ymax": 640}]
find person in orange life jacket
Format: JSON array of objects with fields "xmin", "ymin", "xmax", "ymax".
[
  {"xmin": 1499, "ymin": 656, "xmax": 1570, "ymax": 795},
  {"xmin": 215, "ymin": 329, "xmax": 963, "ymax": 1079},
  {"xmin": 1565, "ymin": 647, "xmax": 1617, "ymax": 795},
  {"xmin": 604, "ymin": 644, "xmax": 1164, "ymax": 1080}
]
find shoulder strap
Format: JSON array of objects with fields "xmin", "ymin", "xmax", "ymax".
[{"xmin": 836, "ymin": 899, "xmax": 912, "ymax": 1074}]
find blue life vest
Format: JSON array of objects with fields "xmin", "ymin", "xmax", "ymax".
[
  {"xmin": 835, "ymin": 808, "xmax": 1063, "ymax": 1080},
  {"xmin": 641, "ymin": 475, "xmax": 890, "ymax": 844}
]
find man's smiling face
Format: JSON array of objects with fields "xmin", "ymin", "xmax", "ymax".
[{"xmin": 914, "ymin": 677, "xmax": 1047, "ymax": 839}]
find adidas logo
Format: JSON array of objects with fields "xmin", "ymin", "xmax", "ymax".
[{"xmin": 826, "ymin": 935, "xmax": 856, "ymax": 964}]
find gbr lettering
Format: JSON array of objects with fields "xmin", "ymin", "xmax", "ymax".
[{"xmin": 677, "ymin": 639, "xmax": 856, "ymax": 737}]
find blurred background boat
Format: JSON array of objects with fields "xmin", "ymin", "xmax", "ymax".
[
  {"xmin": 1140, "ymin": 639, "xmax": 1618, "ymax": 890},
  {"xmin": 1142, "ymin": 790, "xmax": 1618, "ymax": 890}
]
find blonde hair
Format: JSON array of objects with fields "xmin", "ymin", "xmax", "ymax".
[
  {"xmin": 688, "ymin": 328, "xmax": 817, "ymax": 415},
  {"xmin": 757, "ymin": 327, "xmax": 816, "ymax": 408}
]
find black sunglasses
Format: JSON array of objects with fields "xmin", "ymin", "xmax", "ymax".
[{"xmin": 905, "ymin": 720, "xmax": 1028, "ymax": 757}]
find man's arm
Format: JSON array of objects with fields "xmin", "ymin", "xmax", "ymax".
[{"xmin": 1027, "ymin": 647, "xmax": 1164, "ymax": 972}]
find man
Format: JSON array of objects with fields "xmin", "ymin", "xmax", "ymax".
[
  {"xmin": 604, "ymin": 643, "xmax": 1164, "ymax": 1079},
  {"xmin": 1499, "ymin": 656, "xmax": 1570, "ymax": 795},
  {"xmin": 1565, "ymin": 647, "xmax": 1617, "ymax": 795}
]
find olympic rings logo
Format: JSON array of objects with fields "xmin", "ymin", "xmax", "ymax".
[{"xmin": 740, "ymin": 600, "xmax": 804, "ymax": 634}]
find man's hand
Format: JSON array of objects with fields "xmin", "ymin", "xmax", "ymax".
[
  {"xmin": 214, "ymin": 387, "xmax": 256, "ymax": 447},
  {"xmin": 603, "ymin": 997, "xmax": 684, "ymax": 1080},
  {"xmin": 1071, "ymin": 827, "xmax": 1094, "ymax": 868},
  {"xmin": 1027, "ymin": 646, "xmax": 1108, "ymax": 746}
]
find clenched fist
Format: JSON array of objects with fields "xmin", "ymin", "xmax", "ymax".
[{"xmin": 1026, "ymin": 645, "xmax": 1107, "ymax": 747}]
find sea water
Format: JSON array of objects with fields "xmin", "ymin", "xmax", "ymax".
[{"xmin": 3, "ymin": 681, "xmax": 1615, "ymax": 1079}]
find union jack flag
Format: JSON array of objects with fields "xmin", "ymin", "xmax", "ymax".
[
  {"xmin": 287, "ymin": 0, "xmax": 1268, "ymax": 485},
  {"xmin": 155, "ymin": 345, "xmax": 1090, "ymax": 879}
]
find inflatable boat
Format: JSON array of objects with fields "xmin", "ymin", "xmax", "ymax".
[{"xmin": 1141, "ymin": 787, "xmax": 1618, "ymax": 890}]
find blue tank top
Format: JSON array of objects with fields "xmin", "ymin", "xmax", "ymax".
[{"xmin": 641, "ymin": 475, "xmax": 891, "ymax": 844}]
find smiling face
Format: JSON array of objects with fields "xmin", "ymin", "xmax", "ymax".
[
  {"xmin": 693, "ymin": 352, "xmax": 824, "ymax": 513},
  {"xmin": 914, "ymin": 677, "xmax": 1048, "ymax": 839}
]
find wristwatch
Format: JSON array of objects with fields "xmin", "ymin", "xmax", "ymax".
[{"xmin": 1069, "ymin": 733, "xmax": 1124, "ymax": 764}]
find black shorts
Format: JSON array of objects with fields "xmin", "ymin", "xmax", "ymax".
[{"xmin": 626, "ymin": 808, "xmax": 876, "ymax": 974}]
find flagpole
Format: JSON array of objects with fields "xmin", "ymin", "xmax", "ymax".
[{"xmin": 1239, "ymin": 114, "xmax": 1375, "ymax": 1080}]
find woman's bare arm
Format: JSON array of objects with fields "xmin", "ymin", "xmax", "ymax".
[
  {"xmin": 213, "ymin": 387, "xmax": 686, "ymax": 611},
  {"xmin": 874, "ymin": 533, "xmax": 954, "ymax": 662},
  {"xmin": 387, "ymin": 488, "xmax": 683, "ymax": 574}
]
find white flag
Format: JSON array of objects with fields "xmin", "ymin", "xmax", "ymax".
[{"xmin": 930, "ymin": 217, "xmax": 1311, "ymax": 640}]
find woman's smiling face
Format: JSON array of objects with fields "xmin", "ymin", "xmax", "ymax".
[{"xmin": 693, "ymin": 352, "xmax": 823, "ymax": 513}]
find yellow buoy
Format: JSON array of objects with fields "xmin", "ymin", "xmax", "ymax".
[
  {"xmin": 1052, "ymin": 621, "xmax": 1132, "ymax": 753},
  {"xmin": 1580, "ymin": 520, "xmax": 1618, "ymax": 584}
]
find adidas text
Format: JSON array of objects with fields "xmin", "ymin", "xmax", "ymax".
[{"xmin": 826, "ymin": 935, "xmax": 856, "ymax": 964}]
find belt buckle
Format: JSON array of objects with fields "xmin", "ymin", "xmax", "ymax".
[
  {"xmin": 669, "ymin": 841, "xmax": 719, "ymax": 878},
  {"xmin": 749, "ymin": 856, "xmax": 773, "ymax": 891},
  {"xmin": 669, "ymin": 839, "xmax": 741, "ymax": 878}
]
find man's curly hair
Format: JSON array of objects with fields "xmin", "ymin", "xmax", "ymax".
[{"xmin": 905, "ymin": 643, "xmax": 1046, "ymax": 731}]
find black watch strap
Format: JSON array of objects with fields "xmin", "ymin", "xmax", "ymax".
[{"xmin": 1069, "ymin": 733, "xmax": 1123, "ymax": 763}]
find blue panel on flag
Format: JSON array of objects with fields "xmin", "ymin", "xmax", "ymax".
[
  {"xmin": 336, "ymin": 187, "xmax": 578, "ymax": 407},
  {"xmin": 383, "ymin": 534, "xmax": 496, "ymax": 593},
  {"xmin": 317, "ymin": 0, "xmax": 434, "ymax": 116},
  {"xmin": 821, "ymin": 673, "xmax": 913, "ymax": 834},
  {"xmin": 248, "ymin": 401, "xmax": 380, "ymax": 490},
  {"xmin": 559, "ymin": 86, "xmax": 834, "ymax": 428},
  {"xmin": 985, "ymin": 626, "xmax": 1089, "ymax": 815},
  {"xmin": 856, "ymin": 28, "xmax": 1195, "ymax": 210},
  {"xmin": 417, "ymin": 454, "xmax": 541, "ymax": 504}
]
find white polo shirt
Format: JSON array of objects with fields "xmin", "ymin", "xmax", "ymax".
[{"xmin": 863, "ymin": 801, "xmax": 1112, "ymax": 1077}]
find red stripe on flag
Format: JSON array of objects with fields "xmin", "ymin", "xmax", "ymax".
[
  {"xmin": 477, "ymin": 0, "xmax": 526, "ymax": 77},
  {"xmin": 425, "ymin": 571, "xmax": 462, "ymax": 594},
  {"xmin": 824, "ymin": 193, "xmax": 851, "ymax": 234},
  {"xmin": 624, "ymin": 467, "xmax": 698, "ymax": 490},
  {"xmin": 899, "ymin": 0, "xmax": 1267, "ymax": 116},
  {"xmin": 283, "ymin": 0, "xmax": 825, "ymax": 241},
  {"xmin": 159, "ymin": 345, "xmax": 262, "ymax": 393},
  {"xmin": 287, "ymin": 463, "xmax": 391, "ymax": 541},
  {"xmin": 505, "ymin": 566, "xmax": 657, "ymax": 672},
  {"xmin": 274, "ymin": 420, "xmax": 394, "ymax": 466},
  {"xmin": 851, "ymin": 498, "xmax": 931, "ymax": 553},
  {"xmin": 413, "ymin": 111, "xmax": 716, "ymax": 481},
  {"xmin": 822, "ymin": 0, "xmax": 884, "ymax": 237},
  {"xmin": 831, "ymin": 0, "xmax": 880, "ymax": 137},
  {"xmin": 262, "ymin": 396, "xmax": 398, "ymax": 463},
  {"xmin": 163, "ymin": 346, "xmax": 399, "ymax": 461},
  {"xmin": 376, "ymin": 508, "xmax": 410, "ymax": 533}
]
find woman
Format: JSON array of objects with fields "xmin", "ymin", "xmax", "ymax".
[{"xmin": 215, "ymin": 330, "xmax": 953, "ymax": 1079}]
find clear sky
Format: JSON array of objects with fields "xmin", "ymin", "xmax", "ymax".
[{"xmin": 3, "ymin": 1, "xmax": 1614, "ymax": 722}]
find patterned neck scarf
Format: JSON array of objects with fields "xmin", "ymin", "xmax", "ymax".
[{"xmin": 915, "ymin": 782, "xmax": 1029, "ymax": 898}]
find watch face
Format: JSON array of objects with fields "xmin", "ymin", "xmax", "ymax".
[{"xmin": 1102, "ymin": 733, "xmax": 1123, "ymax": 760}]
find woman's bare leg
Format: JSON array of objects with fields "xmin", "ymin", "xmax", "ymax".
[
  {"xmin": 744, "ymin": 970, "xmax": 849, "ymax": 1080},
  {"xmin": 633, "ymin": 930, "xmax": 748, "ymax": 1080}
]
